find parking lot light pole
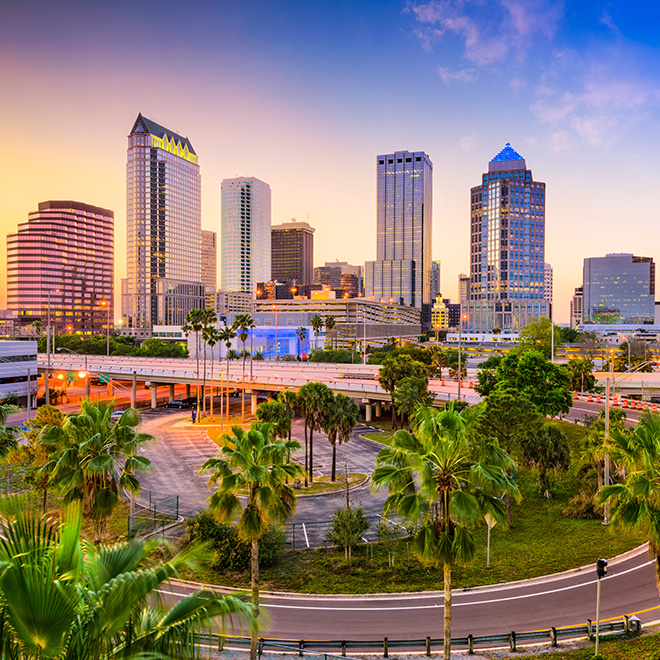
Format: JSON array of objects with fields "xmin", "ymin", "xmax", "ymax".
[{"xmin": 45, "ymin": 288, "xmax": 61, "ymax": 406}]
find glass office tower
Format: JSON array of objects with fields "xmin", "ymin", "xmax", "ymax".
[
  {"xmin": 221, "ymin": 177, "xmax": 271, "ymax": 292},
  {"xmin": 465, "ymin": 143, "xmax": 548, "ymax": 330},
  {"xmin": 365, "ymin": 150, "xmax": 433, "ymax": 320},
  {"xmin": 124, "ymin": 113, "xmax": 204, "ymax": 331},
  {"xmin": 583, "ymin": 253, "xmax": 655, "ymax": 324},
  {"xmin": 271, "ymin": 219, "xmax": 315, "ymax": 284}
]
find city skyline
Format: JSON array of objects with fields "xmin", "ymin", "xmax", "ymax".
[{"xmin": 2, "ymin": 1, "xmax": 660, "ymax": 323}]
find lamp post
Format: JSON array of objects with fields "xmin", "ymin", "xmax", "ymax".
[
  {"xmin": 45, "ymin": 288, "xmax": 62, "ymax": 406},
  {"xmin": 272, "ymin": 303, "xmax": 278, "ymax": 362},
  {"xmin": 100, "ymin": 299, "xmax": 110, "ymax": 356},
  {"xmin": 57, "ymin": 347, "xmax": 89, "ymax": 400},
  {"xmin": 457, "ymin": 307, "xmax": 467, "ymax": 402}
]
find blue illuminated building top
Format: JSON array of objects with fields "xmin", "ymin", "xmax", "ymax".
[{"xmin": 490, "ymin": 143, "xmax": 524, "ymax": 163}]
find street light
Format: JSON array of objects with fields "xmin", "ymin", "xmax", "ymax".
[
  {"xmin": 99, "ymin": 299, "xmax": 110, "ymax": 356},
  {"xmin": 46, "ymin": 288, "xmax": 62, "ymax": 406},
  {"xmin": 457, "ymin": 308, "xmax": 468, "ymax": 401},
  {"xmin": 57, "ymin": 347, "xmax": 89, "ymax": 399}
]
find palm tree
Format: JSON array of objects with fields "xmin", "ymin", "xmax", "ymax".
[
  {"xmin": 297, "ymin": 382, "xmax": 333, "ymax": 484},
  {"xmin": 203, "ymin": 324, "xmax": 222, "ymax": 421},
  {"xmin": 218, "ymin": 323, "xmax": 238, "ymax": 422},
  {"xmin": 279, "ymin": 389, "xmax": 298, "ymax": 444},
  {"xmin": 600, "ymin": 413, "xmax": 660, "ymax": 595},
  {"xmin": 324, "ymin": 393, "xmax": 360, "ymax": 481},
  {"xmin": 182, "ymin": 308, "xmax": 205, "ymax": 422},
  {"xmin": 324, "ymin": 315, "xmax": 336, "ymax": 349},
  {"xmin": 201, "ymin": 422, "xmax": 302, "ymax": 660},
  {"xmin": 40, "ymin": 400, "xmax": 152, "ymax": 542},
  {"xmin": 373, "ymin": 404, "xmax": 519, "ymax": 660},
  {"xmin": 255, "ymin": 400, "xmax": 291, "ymax": 440},
  {"xmin": 295, "ymin": 326, "xmax": 308, "ymax": 359},
  {"xmin": 234, "ymin": 313, "xmax": 256, "ymax": 422},
  {"xmin": 0, "ymin": 504, "xmax": 255, "ymax": 659},
  {"xmin": 199, "ymin": 309, "xmax": 218, "ymax": 417},
  {"xmin": 310, "ymin": 314, "xmax": 324, "ymax": 350},
  {"xmin": 520, "ymin": 423, "xmax": 570, "ymax": 497}
]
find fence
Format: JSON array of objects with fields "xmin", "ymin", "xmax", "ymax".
[
  {"xmin": 192, "ymin": 615, "xmax": 640, "ymax": 657},
  {"xmin": 128, "ymin": 488, "xmax": 180, "ymax": 537}
]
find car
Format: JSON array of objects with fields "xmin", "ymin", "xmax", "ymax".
[
  {"xmin": 165, "ymin": 400, "xmax": 186, "ymax": 409},
  {"xmin": 110, "ymin": 411, "xmax": 124, "ymax": 422},
  {"xmin": 181, "ymin": 396, "xmax": 197, "ymax": 407}
]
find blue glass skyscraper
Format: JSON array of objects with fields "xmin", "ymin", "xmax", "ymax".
[{"xmin": 465, "ymin": 143, "xmax": 548, "ymax": 330}]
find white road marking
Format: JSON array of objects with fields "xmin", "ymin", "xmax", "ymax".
[{"xmin": 156, "ymin": 559, "xmax": 653, "ymax": 612}]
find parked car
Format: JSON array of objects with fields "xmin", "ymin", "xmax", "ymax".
[
  {"xmin": 110, "ymin": 411, "xmax": 124, "ymax": 422},
  {"xmin": 165, "ymin": 400, "xmax": 186, "ymax": 409}
]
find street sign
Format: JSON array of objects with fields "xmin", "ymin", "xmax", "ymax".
[{"xmin": 99, "ymin": 374, "xmax": 110, "ymax": 384}]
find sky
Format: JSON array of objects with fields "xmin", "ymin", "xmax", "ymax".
[{"xmin": 1, "ymin": 0, "xmax": 660, "ymax": 324}]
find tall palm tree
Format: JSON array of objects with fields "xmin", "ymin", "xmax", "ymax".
[
  {"xmin": 203, "ymin": 324, "xmax": 222, "ymax": 421},
  {"xmin": 182, "ymin": 308, "xmax": 205, "ymax": 421},
  {"xmin": 324, "ymin": 393, "xmax": 360, "ymax": 481},
  {"xmin": 600, "ymin": 413, "xmax": 660, "ymax": 595},
  {"xmin": 199, "ymin": 309, "xmax": 218, "ymax": 417},
  {"xmin": 234, "ymin": 313, "xmax": 256, "ymax": 422},
  {"xmin": 310, "ymin": 314, "xmax": 324, "ymax": 350},
  {"xmin": 295, "ymin": 326, "xmax": 308, "ymax": 359},
  {"xmin": 0, "ymin": 504, "xmax": 255, "ymax": 659},
  {"xmin": 324, "ymin": 315, "xmax": 336, "ymax": 349},
  {"xmin": 201, "ymin": 422, "xmax": 302, "ymax": 660},
  {"xmin": 218, "ymin": 323, "xmax": 238, "ymax": 422},
  {"xmin": 279, "ymin": 389, "xmax": 298, "ymax": 444},
  {"xmin": 40, "ymin": 400, "xmax": 152, "ymax": 542},
  {"xmin": 373, "ymin": 404, "xmax": 519, "ymax": 660},
  {"xmin": 297, "ymin": 382, "xmax": 333, "ymax": 484},
  {"xmin": 255, "ymin": 400, "xmax": 291, "ymax": 440}
]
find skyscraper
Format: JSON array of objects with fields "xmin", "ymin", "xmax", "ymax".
[
  {"xmin": 7, "ymin": 200, "xmax": 113, "ymax": 333},
  {"xmin": 271, "ymin": 219, "xmax": 314, "ymax": 284},
  {"xmin": 570, "ymin": 286, "xmax": 583, "ymax": 329},
  {"xmin": 430, "ymin": 260, "xmax": 441, "ymax": 299},
  {"xmin": 201, "ymin": 230, "xmax": 217, "ymax": 293},
  {"xmin": 544, "ymin": 262, "xmax": 553, "ymax": 318},
  {"xmin": 458, "ymin": 273, "xmax": 470, "ymax": 303},
  {"xmin": 465, "ymin": 143, "xmax": 548, "ymax": 330},
  {"xmin": 221, "ymin": 177, "xmax": 271, "ymax": 293},
  {"xmin": 124, "ymin": 113, "xmax": 204, "ymax": 331},
  {"xmin": 583, "ymin": 253, "xmax": 655, "ymax": 324},
  {"xmin": 365, "ymin": 150, "xmax": 433, "ymax": 318}
]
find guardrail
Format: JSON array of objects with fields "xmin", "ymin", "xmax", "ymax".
[{"xmin": 194, "ymin": 615, "xmax": 640, "ymax": 656}]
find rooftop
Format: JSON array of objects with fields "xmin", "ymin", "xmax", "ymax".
[
  {"xmin": 129, "ymin": 113, "xmax": 197, "ymax": 155},
  {"xmin": 490, "ymin": 142, "xmax": 524, "ymax": 162}
]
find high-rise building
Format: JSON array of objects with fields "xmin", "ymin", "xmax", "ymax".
[
  {"xmin": 271, "ymin": 219, "xmax": 314, "ymax": 284},
  {"xmin": 201, "ymin": 230, "xmax": 217, "ymax": 293},
  {"xmin": 313, "ymin": 261, "xmax": 363, "ymax": 297},
  {"xmin": 583, "ymin": 253, "xmax": 655, "ymax": 324},
  {"xmin": 465, "ymin": 143, "xmax": 548, "ymax": 330},
  {"xmin": 7, "ymin": 200, "xmax": 114, "ymax": 334},
  {"xmin": 123, "ymin": 114, "xmax": 204, "ymax": 331},
  {"xmin": 430, "ymin": 260, "xmax": 441, "ymax": 299},
  {"xmin": 221, "ymin": 177, "xmax": 271, "ymax": 293},
  {"xmin": 570, "ymin": 286, "xmax": 583, "ymax": 329},
  {"xmin": 365, "ymin": 150, "xmax": 433, "ymax": 319},
  {"xmin": 458, "ymin": 273, "xmax": 470, "ymax": 303},
  {"xmin": 544, "ymin": 262, "xmax": 553, "ymax": 319}
]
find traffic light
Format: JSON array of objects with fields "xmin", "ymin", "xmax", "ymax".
[{"xmin": 596, "ymin": 558, "xmax": 608, "ymax": 579}]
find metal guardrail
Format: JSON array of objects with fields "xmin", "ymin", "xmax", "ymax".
[
  {"xmin": 128, "ymin": 488, "xmax": 180, "ymax": 537},
  {"xmin": 192, "ymin": 616, "xmax": 639, "ymax": 657}
]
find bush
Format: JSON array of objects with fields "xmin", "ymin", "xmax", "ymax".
[
  {"xmin": 325, "ymin": 507, "xmax": 370, "ymax": 560},
  {"xmin": 563, "ymin": 491, "xmax": 603, "ymax": 520},
  {"xmin": 308, "ymin": 348, "xmax": 359, "ymax": 364},
  {"xmin": 185, "ymin": 511, "xmax": 285, "ymax": 571}
]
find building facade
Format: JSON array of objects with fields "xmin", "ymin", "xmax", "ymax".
[
  {"xmin": 201, "ymin": 230, "xmax": 217, "ymax": 293},
  {"xmin": 314, "ymin": 262, "xmax": 363, "ymax": 297},
  {"xmin": 465, "ymin": 143, "xmax": 548, "ymax": 331},
  {"xmin": 544, "ymin": 262, "xmax": 553, "ymax": 319},
  {"xmin": 583, "ymin": 253, "xmax": 655, "ymax": 325},
  {"xmin": 271, "ymin": 219, "xmax": 314, "ymax": 284},
  {"xmin": 570, "ymin": 285, "xmax": 584, "ymax": 329},
  {"xmin": 221, "ymin": 177, "xmax": 271, "ymax": 292},
  {"xmin": 458, "ymin": 273, "xmax": 470, "ymax": 303},
  {"xmin": 123, "ymin": 114, "xmax": 204, "ymax": 330},
  {"xmin": 365, "ymin": 150, "xmax": 433, "ymax": 320},
  {"xmin": 430, "ymin": 260, "xmax": 441, "ymax": 299},
  {"xmin": 7, "ymin": 200, "xmax": 114, "ymax": 334}
]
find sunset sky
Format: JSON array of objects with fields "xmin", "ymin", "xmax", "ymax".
[{"xmin": 1, "ymin": 0, "xmax": 659, "ymax": 323}]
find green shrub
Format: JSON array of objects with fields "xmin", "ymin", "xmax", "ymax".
[
  {"xmin": 326, "ymin": 507, "xmax": 370, "ymax": 560},
  {"xmin": 185, "ymin": 511, "xmax": 285, "ymax": 571}
]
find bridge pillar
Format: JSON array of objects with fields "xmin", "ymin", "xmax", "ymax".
[
  {"xmin": 131, "ymin": 372, "xmax": 137, "ymax": 408},
  {"xmin": 251, "ymin": 392, "xmax": 258, "ymax": 415},
  {"xmin": 362, "ymin": 399, "xmax": 372, "ymax": 422},
  {"xmin": 151, "ymin": 385, "xmax": 157, "ymax": 409},
  {"xmin": 84, "ymin": 376, "xmax": 90, "ymax": 401},
  {"xmin": 169, "ymin": 384, "xmax": 175, "ymax": 401},
  {"xmin": 186, "ymin": 384, "xmax": 191, "ymax": 398},
  {"xmin": 375, "ymin": 401, "xmax": 382, "ymax": 417}
]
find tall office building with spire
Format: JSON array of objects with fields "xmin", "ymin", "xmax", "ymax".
[
  {"xmin": 123, "ymin": 113, "xmax": 204, "ymax": 332},
  {"xmin": 465, "ymin": 143, "xmax": 548, "ymax": 330},
  {"xmin": 365, "ymin": 150, "xmax": 433, "ymax": 320}
]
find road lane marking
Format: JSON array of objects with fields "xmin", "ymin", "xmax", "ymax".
[{"xmin": 156, "ymin": 559, "xmax": 654, "ymax": 612}]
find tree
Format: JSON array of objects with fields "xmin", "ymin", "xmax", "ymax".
[
  {"xmin": 324, "ymin": 393, "xmax": 360, "ymax": 481},
  {"xmin": 138, "ymin": 337, "xmax": 188, "ymax": 358},
  {"xmin": 520, "ymin": 424, "xmax": 570, "ymax": 497},
  {"xmin": 295, "ymin": 326, "xmax": 308, "ymax": 358},
  {"xmin": 279, "ymin": 389, "xmax": 298, "ymax": 444},
  {"xmin": 40, "ymin": 401, "xmax": 152, "ymax": 542},
  {"xmin": 373, "ymin": 404, "xmax": 518, "ymax": 660},
  {"xmin": 324, "ymin": 315, "xmax": 336, "ymax": 348},
  {"xmin": 564, "ymin": 358, "xmax": 597, "ymax": 392},
  {"xmin": 201, "ymin": 422, "xmax": 302, "ymax": 660},
  {"xmin": 517, "ymin": 316, "xmax": 561, "ymax": 358},
  {"xmin": 199, "ymin": 309, "xmax": 218, "ymax": 416},
  {"xmin": 428, "ymin": 347, "xmax": 450, "ymax": 379},
  {"xmin": 234, "ymin": 313, "xmax": 256, "ymax": 421},
  {"xmin": 474, "ymin": 354, "xmax": 503, "ymax": 397},
  {"xmin": 326, "ymin": 506, "xmax": 370, "ymax": 561},
  {"xmin": 203, "ymin": 324, "xmax": 222, "ymax": 420},
  {"xmin": 559, "ymin": 327, "xmax": 580, "ymax": 343},
  {"xmin": 255, "ymin": 400, "xmax": 291, "ymax": 440},
  {"xmin": 310, "ymin": 314, "xmax": 324, "ymax": 350},
  {"xmin": 613, "ymin": 340, "xmax": 653, "ymax": 372},
  {"xmin": 297, "ymin": 382, "xmax": 333, "ymax": 484},
  {"xmin": 182, "ymin": 308, "xmax": 205, "ymax": 422},
  {"xmin": 392, "ymin": 376, "xmax": 434, "ymax": 427},
  {"xmin": 600, "ymin": 413, "xmax": 660, "ymax": 595},
  {"xmin": 0, "ymin": 504, "xmax": 254, "ymax": 659},
  {"xmin": 378, "ymin": 355, "xmax": 429, "ymax": 430}
]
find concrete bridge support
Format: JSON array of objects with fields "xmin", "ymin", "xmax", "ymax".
[
  {"xmin": 151, "ymin": 385, "xmax": 157, "ymax": 409},
  {"xmin": 186, "ymin": 384, "xmax": 191, "ymax": 398},
  {"xmin": 251, "ymin": 392, "xmax": 258, "ymax": 415},
  {"xmin": 375, "ymin": 401, "xmax": 382, "ymax": 417},
  {"xmin": 169, "ymin": 384, "xmax": 175, "ymax": 401},
  {"xmin": 131, "ymin": 372, "xmax": 137, "ymax": 408},
  {"xmin": 362, "ymin": 399, "xmax": 372, "ymax": 422}
]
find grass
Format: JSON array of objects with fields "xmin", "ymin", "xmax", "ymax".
[
  {"xmin": 179, "ymin": 468, "xmax": 646, "ymax": 594},
  {"xmin": 294, "ymin": 473, "xmax": 366, "ymax": 495}
]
